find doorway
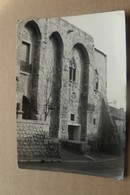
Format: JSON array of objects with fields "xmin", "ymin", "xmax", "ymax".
[
  {"xmin": 68, "ymin": 125, "xmax": 80, "ymax": 141},
  {"xmin": 22, "ymin": 96, "xmax": 30, "ymax": 119}
]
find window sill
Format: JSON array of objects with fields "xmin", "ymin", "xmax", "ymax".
[
  {"xmin": 20, "ymin": 71, "xmax": 31, "ymax": 76},
  {"xmin": 69, "ymin": 80, "xmax": 77, "ymax": 84}
]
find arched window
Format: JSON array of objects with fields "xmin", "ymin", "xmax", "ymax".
[
  {"xmin": 69, "ymin": 58, "xmax": 76, "ymax": 82},
  {"xmin": 94, "ymin": 69, "xmax": 99, "ymax": 91}
]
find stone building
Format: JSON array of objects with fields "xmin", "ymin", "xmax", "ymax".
[
  {"xmin": 16, "ymin": 17, "xmax": 115, "ymax": 159},
  {"xmin": 16, "ymin": 17, "xmax": 107, "ymax": 141},
  {"xmin": 109, "ymin": 106, "xmax": 126, "ymax": 148}
]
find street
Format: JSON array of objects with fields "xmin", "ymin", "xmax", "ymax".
[{"xmin": 19, "ymin": 149, "xmax": 124, "ymax": 179}]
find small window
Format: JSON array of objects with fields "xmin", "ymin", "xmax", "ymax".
[
  {"xmin": 71, "ymin": 114, "xmax": 75, "ymax": 121},
  {"xmin": 69, "ymin": 58, "xmax": 76, "ymax": 82},
  {"xmin": 93, "ymin": 118, "xmax": 96, "ymax": 125},
  {"xmin": 94, "ymin": 69, "xmax": 99, "ymax": 91},
  {"xmin": 69, "ymin": 67, "xmax": 72, "ymax": 81},
  {"xmin": 73, "ymin": 68, "xmax": 76, "ymax": 81},
  {"xmin": 16, "ymin": 103, "xmax": 20, "ymax": 111}
]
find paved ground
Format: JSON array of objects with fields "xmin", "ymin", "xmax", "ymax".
[
  {"xmin": 19, "ymin": 148, "xmax": 125, "ymax": 180},
  {"xmin": 61, "ymin": 148, "xmax": 92, "ymax": 162}
]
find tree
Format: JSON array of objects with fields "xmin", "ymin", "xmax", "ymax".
[{"xmin": 42, "ymin": 65, "xmax": 54, "ymax": 121}]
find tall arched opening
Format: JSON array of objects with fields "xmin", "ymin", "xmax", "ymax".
[
  {"xmin": 49, "ymin": 32, "xmax": 63, "ymax": 138},
  {"xmin": 20, "ymin": 20, "xmax": 41, "ymax": 119},
  {"xmin": 73, "ymin": 43, "xmax": 89, "ymax": 141}
]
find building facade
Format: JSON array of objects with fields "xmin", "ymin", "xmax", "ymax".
[
  {"xmin": 16, "ymin": 17, "xmax": 107, "ymax": 147},
  {"xmin": 109, "ymin": 106, "xmax": 126, "ymax": 149}
]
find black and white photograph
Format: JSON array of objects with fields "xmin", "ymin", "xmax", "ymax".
[{"xmin": 16, "ymin": 10, "xmax": 126, "ymax": 180}]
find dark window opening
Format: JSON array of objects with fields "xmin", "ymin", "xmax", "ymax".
[
  {"xmin": 94, "ymin": 69, "xmax": 99, "ymax": 91},
  {"xmin": 68, "ymin": 125, "xmax": 74, "ymax": 140},
  {"xmin": 16, "ymin": 103, "xmax": 20, "ymax": 111},
  {"xmin": 69, "ymin": 67, "xmax": 72, "ymax": 81},
  {"xmin": 96, "ymin": 79, "xmax": 98, "ymax": 90},
  {"xmin": 93, "ymin": 118, "xmax": 96, "ymax": 125},
  {"xmin": 22, "ymin": 96, "xmax": 31, "ymax": 119},
  {"xmin": 69, "ymin": 58, "xmax": 76, "ymax": 82},
  {"xmin": 73, "ymin": 68, "xmax": 76, "ymax": 81},
  {"xmin": 71, "ymin": 114, "xmax": 75, "ymax": 121},
  {"xmin": 69, "ymin": 67, "xmax": 76, "ymax": 82}
]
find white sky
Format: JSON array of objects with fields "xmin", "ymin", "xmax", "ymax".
[{"xmin": 62, "ymin": 11, "xmax": 126, "ymax": 110}]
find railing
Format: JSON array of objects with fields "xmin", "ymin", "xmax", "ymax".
[{"xmin": 20, "ymin": 60, "xmax": 32, "ymax": 74}]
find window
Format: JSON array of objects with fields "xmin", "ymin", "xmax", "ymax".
[
  {"xmin": 20, "ymin": 41, "xmax": 32, "ymax": 73},
  {"xmin": 69, "ymin": 67, "xmax": 72, "ymax": 81},
  {"xmin": 22, "ymin": 41, "xmax": 30, "ymax": 63},
  {"xmin": 16, "ymin": 103, "xmax": 20, "ymax": 111},
  {"xmin": 94, "ymin": 69, "xmax": 99, "ymax": 91},
  {"xmin": 70, "ymin": 114, "xmax": 75, "ymax": 121},
  {"xmin": 93, "ymin": 118, "xmax": 96, "ymax": 125},
  {"xmin": 69, "ymin": 58, "xmax": 76, "ymax": 82},
  {"xmin": 73, "ymin": 68, "xmax": 76, "ymax": 81}
]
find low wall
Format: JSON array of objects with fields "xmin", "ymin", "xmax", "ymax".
[
  {"xmin": 17, "ymin": 120, "xmax": 61, "ymax": 161},
  {"xmin": 60, "ymin": 140, "xmax": 86, "ymax": 154}
]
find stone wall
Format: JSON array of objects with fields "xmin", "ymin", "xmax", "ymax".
[
  {"xmin": 86, "ymin": 49, "xmax": 107, "ymax": 142},
  {"xmin": 98, "ymin": 98, "xmax": 122, "ymax": 155},
  {"xmin": 17, "ymin": 120, "xmax": 61, "ymax": 160}
]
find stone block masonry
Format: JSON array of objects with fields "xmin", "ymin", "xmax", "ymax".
[{"xmin": 17, "ymin": 120, "xmax": 61, "ymax": 160}]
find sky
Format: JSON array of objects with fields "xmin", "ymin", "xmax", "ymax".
[{"xmin": 62, "ymin": 11, "xmax": 126, "ymax": 110}]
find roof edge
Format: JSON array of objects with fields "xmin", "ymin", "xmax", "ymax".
[{"xmin": 95, "ymin": 48, "xmax": 107, "ymax": 57}]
